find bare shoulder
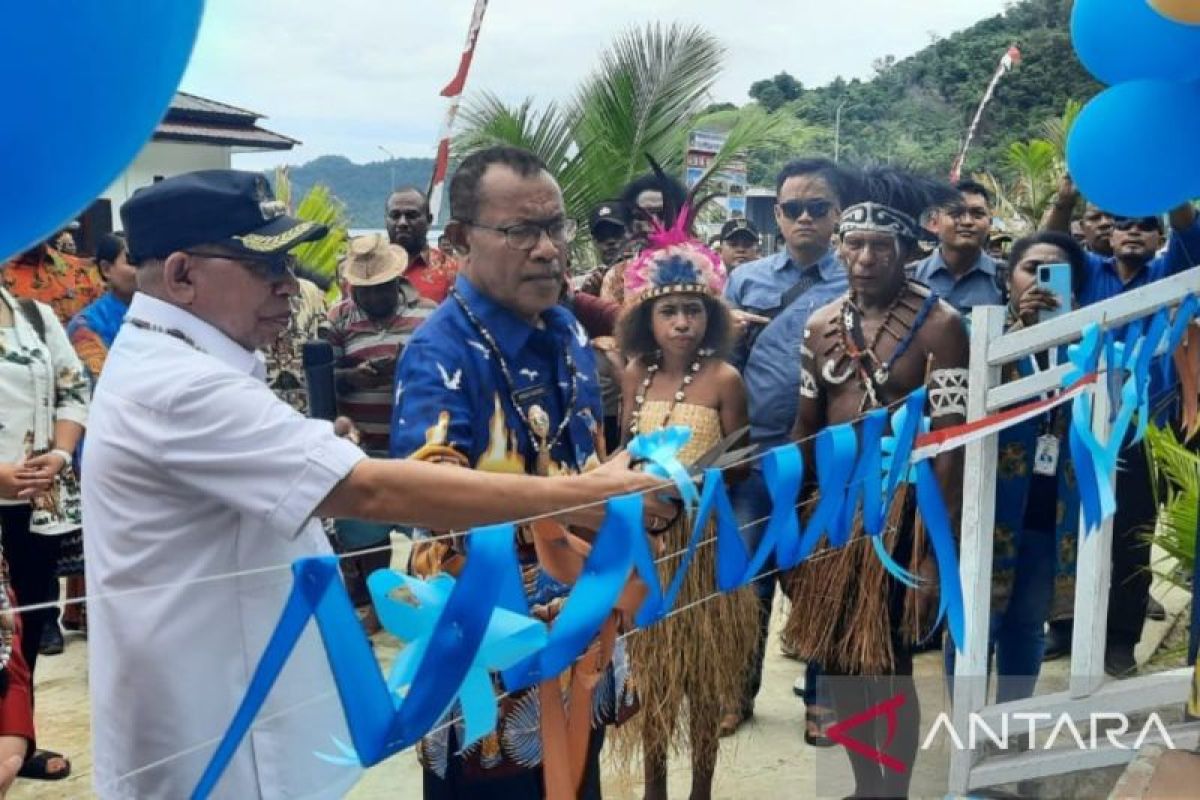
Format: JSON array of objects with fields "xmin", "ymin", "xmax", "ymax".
[
  {"xmin": 917, "ymin": 298, "xmax": 969, "ymax": 366},
  {"xmin": 807, "ymin": 294, "xmax": 844, "ymax": 331},
  {"xmin": 709, "ymin": 360, "xmax": 745, "ymax": 391}
]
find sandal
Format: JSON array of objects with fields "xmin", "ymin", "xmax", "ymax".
[
  {"xmin": 17, "ymin": 748, "xmax": 71, "ymax": 781},
  {"xmin": 804, "ymin": 706, "xmax": 837, "ymax": 748}
]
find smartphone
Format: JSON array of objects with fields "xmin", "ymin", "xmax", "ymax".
[{"xmin": 1035, "ymin": 262, "xmax": 1073, "ymax": 323}]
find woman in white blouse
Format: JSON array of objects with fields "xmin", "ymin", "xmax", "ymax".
[{"xmin": 0, "ymin": 282, "xmax": 88, "ymax": 783}]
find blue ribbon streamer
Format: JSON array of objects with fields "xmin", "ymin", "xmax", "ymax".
[
  {"xmin": 502, "ymin": 494, "xmax": 641, "ymax": 690},
  {"xmin": 914, "ymin": 458, "xmax": 965, "ymax": 652}
]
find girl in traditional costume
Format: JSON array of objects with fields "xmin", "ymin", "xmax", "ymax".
[{"xmin": 614, "ymin": 193, "xmax": 758, "ymax": 800}]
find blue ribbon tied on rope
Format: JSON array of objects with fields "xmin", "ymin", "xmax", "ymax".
[
  {"xmin": 1066, "ymin": 299, "xmax": 1199, "ymax": 536},
  {"xmin": 192, "ymin": 521, "xmax": 530, "ymax": 798}
]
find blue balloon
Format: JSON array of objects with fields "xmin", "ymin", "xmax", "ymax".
[
  {"xmin": 0, "ymin": 2, "xmax": 204, "ymax": 261},
  {"xmin": 1067, "ymin": 80, "xmax": 1200, "ymax": 217},
  {"xmin": 1073, "ymin": 0, "xmax": 1200, "ymax": 85}
]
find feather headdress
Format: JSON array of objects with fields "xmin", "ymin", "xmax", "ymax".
[{"xmin": 622, "ymin": 156, "xmax": 727, "ymax": 307}]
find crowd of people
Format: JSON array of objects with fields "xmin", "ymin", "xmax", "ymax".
[{"xmin": 0, "ymin": 142, "xmax": 1196, "ymax": 800}]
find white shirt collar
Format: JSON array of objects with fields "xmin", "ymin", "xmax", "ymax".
[{"xmin": 126, "ymin": 293, "xmax": 267, "ymax": 379}]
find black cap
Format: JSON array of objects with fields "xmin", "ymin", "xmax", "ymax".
[
  {"xmin": 588, "ymin": 201, "xmax": 628, "ymax": 235},
  {"xmin": 120, "ymin": 170, "xmax": 328, "ymax": 265},
  {"xmin": 719, "ymin": 217, "xmax": 759, "ymax": 241}
]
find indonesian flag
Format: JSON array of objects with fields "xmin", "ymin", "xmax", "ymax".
[
  {"xmin": 1000, "ymin": 45, "xmax": 1022, "ymax": 72},
  {"xmin": 441, "ymin": 0, "xmax": 489, "ymax": 98},
  {"xmin": 428, "ymin": 0, "xmax": 489, "ymax": 222}
]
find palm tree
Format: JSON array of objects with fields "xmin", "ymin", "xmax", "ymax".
[
  {"xmin": 974, "ymin": 99, "xmax": 1083, "ymax": 234},
  {"xmin": 274, "ymin": 167, "xmax": 350, "ymax": 300},
  {"xmin": 455, "ymin": 23, "xmax": 794, "ymax": 232},
  {"xmin": 1146, "ymin": 423, "xmax": 1198, "ymax": 587}
]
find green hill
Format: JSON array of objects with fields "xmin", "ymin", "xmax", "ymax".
[
  {"xmin": 746, "ymin": 0, "xmax": 1097, "ymax": 180},
  {"xmin": 277, "ymin": 0, "xmax": 1090, "ymax": 225},
  {"xmin": 277, "ymin": 155, "xmax": 434, "ymax": 229}
]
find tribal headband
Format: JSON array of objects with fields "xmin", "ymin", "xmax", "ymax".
[{"xmin": 839, "ymin": 202, "xmax": 920, "ymax": 242}]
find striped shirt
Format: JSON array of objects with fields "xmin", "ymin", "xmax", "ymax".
[{"xmin": 326, "ymin": 283, "xmax": 434, "ymax": 454}]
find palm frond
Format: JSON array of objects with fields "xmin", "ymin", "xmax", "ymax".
[
  {"xmin": 274, "ymin": 167, "xmax": 350, "ymax": 298},
  {"xmin": 455, "ymin": 93, "xmax": 576, "ymax": 175},
  {"xmin": 450, "ymin": 22, "xmax": 785, "ymax": 262},
  {"xmin": 1039, "ymin": 99, "xmax": 1084, "ymax": 169},
  {"xmin": 1145, "ymin": 423, "xmax": 1199, "ymax": 587}
]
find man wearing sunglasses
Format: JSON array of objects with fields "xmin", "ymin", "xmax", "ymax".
[
  {"xmin": 1046, "ymin": 178, "xmax": 1200, "ymax": 678},
  {"xmin": 81, "ymin": 170, "xmax": 667, "ymax": 799},
  {"xmin": 722, "ymin": 158, "xmax": 853, "ymax": 739}
]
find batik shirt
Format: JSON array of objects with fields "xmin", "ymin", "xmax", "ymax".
[
  {"xmin": 403, "ymin": 246, "xmax": 460, "ymax": 304},
  {"xmin": 67, "ymin": 291, "xmax": 130, "ymax": 379},
  {"xmin": 390, "ymin": 275, "xmax": 633, "ymax": 779},
  {"xmin": 2, "ymin": 247, "xmax": 103, "ymax": 324}
]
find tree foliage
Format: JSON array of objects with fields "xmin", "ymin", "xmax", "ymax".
[
  {"xmin": 743, "ymin": 0, "xmax": 1099, "ymax": 183},
  {"xmin": 454, "ymin": 23, "xmax": 794, "ymax": 237},
  {"xmin": 749, "ymin": 72, "xmax": 804, "ymax": 112}
]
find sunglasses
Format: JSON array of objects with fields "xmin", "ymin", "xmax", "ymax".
[
  {"xmin": 187, "ymin": 250, "xmax": 298, "ymax": 280},
  {"xmin": 777, "ymin": 199, "xmax": 834, "ymax": 221},
  {"xmin": 1112, "ymin": 218, "xmax": 1161, "ymax": 233}
]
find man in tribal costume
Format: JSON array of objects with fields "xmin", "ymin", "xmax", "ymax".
[{"xmin": 783, "ymin": 166, "xmax": 968, "ymax": 799}]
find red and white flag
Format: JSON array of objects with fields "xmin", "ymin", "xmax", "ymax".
[
  {"xmin": 950, "ymin": 44, "xmax": 1022, "ymax": 183},
  {"xmin": 428, "ymin": 0, "xmax": 489, "ymax": 223}
]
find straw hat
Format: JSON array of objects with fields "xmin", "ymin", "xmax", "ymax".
[{"xmin": 341, "ymin": 233, "xmax": 408, "ymax": 286}]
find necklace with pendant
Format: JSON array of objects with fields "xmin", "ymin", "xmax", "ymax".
[
  {"xmin": 830, "ymin": 283, "xmax": 940, "ymax": 407},
  {"xmin": 629, "ymin": 350, "xmax": 711, "ymax": 436},
  {"xmin": 449, "ymin": 287, "xmax": 579, "ymax": 475}
]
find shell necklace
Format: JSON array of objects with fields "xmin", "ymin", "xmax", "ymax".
[{"xmin": 629, "ymin": 349, "xmax": 712, "ymax": 436}]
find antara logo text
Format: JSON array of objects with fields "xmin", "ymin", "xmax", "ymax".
[{"xmin": 921, "ymin": 711, "xmax": 1177, "ymax": 752}]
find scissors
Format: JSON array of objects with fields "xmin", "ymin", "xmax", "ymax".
[{"xmin": 640, "ymin": 425, "xmax": 758, "ymax": 534}]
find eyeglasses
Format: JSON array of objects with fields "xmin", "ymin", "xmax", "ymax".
[
  {"xmin": 777, "ymin": 199, "xmax": 834, "ymax": 221},
  {"xmin": 465, "ymin": 218, "xmax": 577, "ymax": 251},
  {"xmin": 186, "ymin": 250, "xmax": 298, "ymax": 281},
  {"xmin": 1112, "ymin": 218, "xmax": 1161, "ymax": 233}
]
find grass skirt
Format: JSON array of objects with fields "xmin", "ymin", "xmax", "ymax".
[
  {"xmin": 613, "ymin": 515, "xmax": 759, "ymax": 770},
  {"xmin": 781, "ymin": 488, "xmax": 936, "ymax": 675}
]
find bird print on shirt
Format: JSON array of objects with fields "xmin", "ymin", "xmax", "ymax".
[
  {"xmin": 437, "ymin": 363, "xmax": 463, "ymax": 391},
  {"xmin": 467, "ymin": 340, "xmax": 490, "ymax": 360},
  {"xmin": 518, "ymin": 368, "xmax": 539, "ymax": 382}
]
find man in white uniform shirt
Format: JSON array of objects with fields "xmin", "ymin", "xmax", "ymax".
[{"xmin": 82, "ymin": 170, "xmax": 666, "ymax": 799}]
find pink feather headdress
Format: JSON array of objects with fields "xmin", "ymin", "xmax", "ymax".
[{"xmin": 622, "ymin": 206, "xmax": 727, "ymax": 307}]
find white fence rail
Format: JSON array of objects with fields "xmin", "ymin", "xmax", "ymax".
[{"xmin": 948, "ymin": 265, "xmax": 1200, "ymax": 795}]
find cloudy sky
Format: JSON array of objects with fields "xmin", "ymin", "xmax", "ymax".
[{"xmin": 181, "ymin": 0, "xmax": 1011, "ymax": 170}]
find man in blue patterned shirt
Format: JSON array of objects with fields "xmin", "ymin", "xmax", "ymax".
[
  {"xmin": 390, "ymin": 146, "xmax": 629, "ymax": 798},
  {"xmin": 722, "ymin": 158, "xmax": 852, "ymax": 740}
]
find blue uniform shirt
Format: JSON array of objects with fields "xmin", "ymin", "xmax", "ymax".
[
  {"xmin": 911, "ymin": 248, "xmax": 1003, "ymax": 314},
  {"xmin": 390, "ymin": 275, "xmax": 603, "ymax": 477},
  {"xmin": 725, "ymin": 248, "xmax": 848, "ymax": 448},
  {"xmin": 1079, "ymin": 221, "xmax": 1200, "ymax": 420}
]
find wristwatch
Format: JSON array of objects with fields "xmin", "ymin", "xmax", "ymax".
[{"xmin": 49, "ymin": 448, "xmax": 73, "ymax": 468}]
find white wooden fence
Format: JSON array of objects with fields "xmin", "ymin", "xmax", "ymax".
[{"xmin": 949, "ymin": 265, "xmax": 1200, "ymax": 795}]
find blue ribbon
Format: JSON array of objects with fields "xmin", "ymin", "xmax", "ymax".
[
  {"xmin": 502, "ymin": 494, "xmax": 642, "ymax": 690},
  {"xmin": 785, "ymin": 426, "xmax": 859, "ymax": 567},
  {"xmin": 365, "ymin": 568, "xmax": 547, "ymax": 751},
  {"xmin": 627, "ymin": 425, "xmax": 697, "ymax": 510},
  {"xmin": 914, "ymin": 458, "xmax": 966, "ymax": 652}
]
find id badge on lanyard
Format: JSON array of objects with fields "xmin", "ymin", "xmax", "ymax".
[
  {"xmin": 1034, "ymin": 434, "xmax": 1060, "ymax": 476},
  {"xmin": 1027, "ymin": 353, "xmax": 1060, "ymax": 476}
]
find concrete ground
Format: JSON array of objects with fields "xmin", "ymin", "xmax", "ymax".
[{"xmin": 11, "ymin": 550, "xmax": 1189, "ymax": 799}]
